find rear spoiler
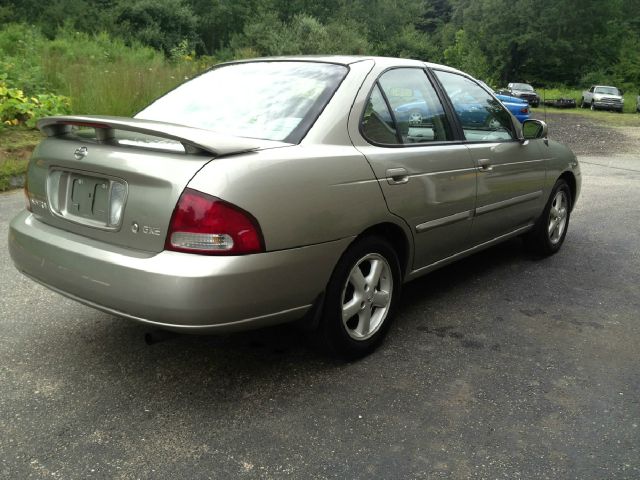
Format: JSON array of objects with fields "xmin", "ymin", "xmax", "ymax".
[{"xmin": 37, "ymin": 115, "xmax": 288, "ymax": 157}]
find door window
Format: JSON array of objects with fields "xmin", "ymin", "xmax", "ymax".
[
  {"xmin": 361, "ymin": 68, "xmax": 453, "ymax": 145},
  {"xmin": 361, "ymin": 84, "xmax": 399, "ymax": 144},
  {"xmin": 435, "ymin": 70, "xmax": 515, "ymax": 142}
]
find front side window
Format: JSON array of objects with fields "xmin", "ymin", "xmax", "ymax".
[
  {"xmin": 435, "ymin": 70, "xmax": 515, "ymax": 142},
  {"xmin": 136, "ymin": 61, "xmax": 348, "ymax": 143},
  {"xmin": 361, "ymin": 68, "xmax": 453, "ymax": 145}
]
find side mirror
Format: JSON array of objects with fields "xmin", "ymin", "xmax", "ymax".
[{"xmin": 521, "ymin": 119, "xmax": 548, "ymax": 141}]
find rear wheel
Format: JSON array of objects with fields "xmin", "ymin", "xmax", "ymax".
[
  {"xmin": 318, "ymin": 236, "xmax": 401, "ymax": 359},
  {"xmin": 525, "ymin": 179, "xmax": 572, "ymax": 256}
]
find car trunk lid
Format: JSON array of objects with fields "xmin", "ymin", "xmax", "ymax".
[{"xmin": 27, "ymin": 115, "xmax": 287, "ymax": 253}]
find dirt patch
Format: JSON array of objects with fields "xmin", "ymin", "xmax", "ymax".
[{"xmin": 533, "ymin": 112, "xmax": 638, "ymax": 156}]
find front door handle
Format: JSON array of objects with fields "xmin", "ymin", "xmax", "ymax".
[
  {"xmin": 386, "ymin": 167, "xmax": 409, "ymax": 185},
  {"xmin": 476, "ymin": 158, "xmax": 493, "ymax": 172}
]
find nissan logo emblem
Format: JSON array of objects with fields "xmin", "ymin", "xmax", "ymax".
[{"xmin": 74, "ymin": 146, "xmax": 88, "ymax": 160}]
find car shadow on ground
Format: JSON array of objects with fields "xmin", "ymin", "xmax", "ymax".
[
  {"xmin": 19, "ymin": 236, "xmax": 562, "ymax": 406},
  {"xmin": 104, "ymin": 236, "xmax": 533, "ymax": 364}
]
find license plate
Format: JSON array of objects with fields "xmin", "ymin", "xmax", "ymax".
[
  {"xmin": 47, "ymin": 169, "xmax": 127, "ymax": 230},
  {"xmin": 68, "ymin": 174, "xmax": 110, "ymax": 222}
]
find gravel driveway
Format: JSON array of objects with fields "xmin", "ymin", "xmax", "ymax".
[
  {"xmin": 1, "ymin": 113, "xmax": 638, "ymax": 479},
  {"xmin": 536, "ymin": 111, "xmax": 638, "ymax": 156}
]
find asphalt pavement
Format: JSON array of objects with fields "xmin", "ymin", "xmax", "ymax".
[{"xmin": 1, "ymin": 156, "xmax": 639, "ymax": 479}]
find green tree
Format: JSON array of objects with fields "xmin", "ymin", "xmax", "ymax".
[{"xmin": 112, "ymin": 0, "xmax": 199, "ymax": 55}]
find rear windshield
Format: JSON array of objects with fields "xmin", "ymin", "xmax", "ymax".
[
  {"xmin": 136, "ymin": 61, "xmax": 348, "ymax": 143},
  {"xmin": 594, "ymin": 86, "xmax": 620, "ymax": 95}
]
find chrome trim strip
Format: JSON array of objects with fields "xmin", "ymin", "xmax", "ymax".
[
  {"xmin": 408, "ymin": 224, "xmax": 534, "ymax": 278},
  {"xmin": 495, "ymin": 159, "xmax": 546, "ymax": 168},
  {"xmin": 412, "ymin": 167, "xmax": 477, "ymax": 178},
  {"xmin": 475, "ymin": 190, "xmax": 542, "ymax": 216},
  {"xmin": 416, "ymin": 210, "xmax": 473, "ymax": 233}
]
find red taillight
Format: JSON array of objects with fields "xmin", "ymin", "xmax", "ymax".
[
  {"xmin": 521, "ymin": 107, "xmax": 529, "ymax": 114},
  {"xmin": 64, "ymin": 121, "xmax": 111, "ymax": 129},
  {"xmin": 165, "ymin": 188, "xmax": 264, "ymax": 255}
]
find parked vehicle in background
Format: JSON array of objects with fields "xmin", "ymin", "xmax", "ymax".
[
  {"xmin": 477, "ymin": 81, "xmax": 530, "ymax": 123},
  {"xmin": 505, "ymin": 82, "xmax": 540, "ymax": 107},
  {"xmin": 9, "ymin": 56, "xmax": 580, "ymax": 359},
  {"xmin": 542, "ymin": 98, "xmax": 577, "ymax": 109},
  {"xmin": 490, "ymin": 90, "xmax": 530, "ymax": 123},
  {"xmin": 580, "ymin": 85, "xmax": 624, "ymax": 112},
  {"xmin": 636, "ymin": 92, "xmax": 640, "ymax": 112}
]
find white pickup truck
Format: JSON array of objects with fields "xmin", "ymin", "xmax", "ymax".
[{"xmin": 580, "ymin": 85, "xmax": 624, "ymax": 112}]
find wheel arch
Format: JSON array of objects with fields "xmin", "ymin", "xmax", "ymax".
[
  {"xmin": 356, "ymin": 221, "xmax": 413, "ymax": 279},
  {"xmin": 559, "ymin": 170, "xmax": 577, "ymax": 210}
]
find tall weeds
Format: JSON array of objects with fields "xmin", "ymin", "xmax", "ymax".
[{"xmin": 1, "ymin": 25, "xmax": 207, "ymax": 117}]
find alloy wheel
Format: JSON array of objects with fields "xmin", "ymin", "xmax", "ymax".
[
  {"xmin": 340, "ymin": 253, "xmax": 393, "ymax": 341},
  {"xmin": 548, "ymin": 190, "xmax": 568, "ymax": 245}
]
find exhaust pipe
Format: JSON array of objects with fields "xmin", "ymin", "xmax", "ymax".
[{"xmin": 144, "ymin": 330, "xmax": 179, "ymax": 345}]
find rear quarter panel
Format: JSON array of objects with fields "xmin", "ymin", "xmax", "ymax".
[{"xmin": 187, "ymin": 144, "xmax": 396, "ymax": 251}]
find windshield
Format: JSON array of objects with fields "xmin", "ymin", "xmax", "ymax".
[
  {"xmin": 136, "ymin": 61, "xmax": 348, "ymax": 143},
  {"xmin": 594, "ymin": 86, "xmax": 620, "ymax": 95},
  {"xmin": 512, "ymin": 83, "xmax": 534, "ymax": 91}
]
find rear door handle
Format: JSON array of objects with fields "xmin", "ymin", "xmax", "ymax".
[
  {"xmin": 476, "ymin": 158, "xmax": 493, "ymax": 172},
  {"xmin": 386, "ymin": 168, "xmax": 409, "ymax": 185}
]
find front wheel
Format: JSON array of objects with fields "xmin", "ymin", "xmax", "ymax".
[
  {"xmin": 525, "ymin": 179, "xmax": 572, "ymax": 256},
  {"xmin": 318, "ymin": 236, "xmax": 401, "ymax": 359},
  {"xmin": 590, "ymin": 102, "xmax": 596, "ymax": 111}
]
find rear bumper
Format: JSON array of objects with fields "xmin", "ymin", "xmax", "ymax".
[
  {"xmin": 9, "ymin": 211, "xmax": 352, "ymax": 333},
  {"xmin": 514, "ymin": 113, "xmax": 529, "ymax": 123}
]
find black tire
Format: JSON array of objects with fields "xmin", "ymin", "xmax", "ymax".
[
  {"xmin": 525, "ymin": 179, "xmax": 572, "ymax": 256},
  {"xmin": 590, "ymin": 101, "xmax": 596, "ymax": 111},
  {"xmin": 318, "ymin": 236, "xmax": 401, "ymax": 359}
]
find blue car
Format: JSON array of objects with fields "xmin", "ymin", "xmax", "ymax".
[
  {"xmin": 478, "ymin": 81, "xmax": 530, "ymax": 123},
  {"xmin": 391, "ymin": 88, "xmax": 530, "ymax": 128},
  {"xmin": 494, "ymin": 92, "xmax": 530, "ymax": 123}
]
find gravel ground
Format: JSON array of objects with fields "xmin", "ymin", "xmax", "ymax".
[{"xmin": 533, "ymin": 111, "xmax": 638, "ymax": 156}]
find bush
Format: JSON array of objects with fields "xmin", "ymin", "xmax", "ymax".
[
  {"xmin": 0, "ymin": 23, "xmax": 49, "ymax": 94},
  {"xmin": 0, "ymin": 81, "xmax": 71, "ymax": 128}
]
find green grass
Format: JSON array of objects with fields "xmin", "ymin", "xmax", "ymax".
[
  {"xmin": 1, "ymin": 25, "xmax": 208, "ymax": 118},
  {"xmin": 44, "ymin": 57, "xmax": 202, "ymax": 116},
  {"xmin": 0, "ymin": 128, "xmax": 41, "ymax": 191}
]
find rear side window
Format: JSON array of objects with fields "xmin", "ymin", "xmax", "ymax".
[
  {"xmin": 361, "ymin": 68, "xmax": 453, "ymax": 145},
  {"xmin": 435, "ymin": 70, "xmax": 515, "ymax": 142},
  {"xmin": 361, "ymin": 85, "xmax": 399, "ymax": 144}
]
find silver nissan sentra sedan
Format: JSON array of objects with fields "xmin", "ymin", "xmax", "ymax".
[{"xmin": 9, "ymin": 56, "xmax": 581, "ymax": 358}]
